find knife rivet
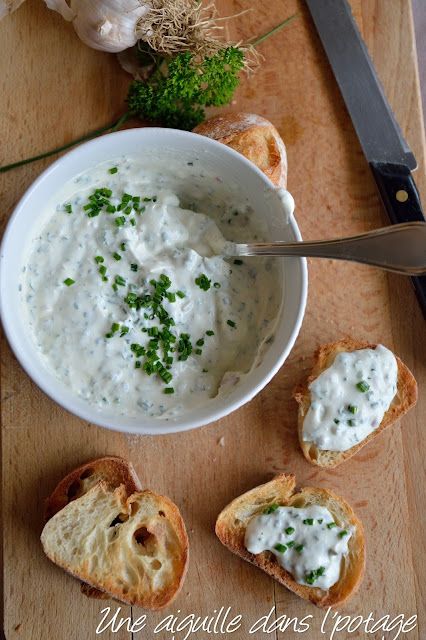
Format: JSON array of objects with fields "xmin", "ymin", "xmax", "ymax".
[{"xmin": 396, "ymin": 190, "xmax": 409, "ymax": 202}]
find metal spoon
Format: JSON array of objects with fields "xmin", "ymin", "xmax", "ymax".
[{"xmin": 229, "ymin": 221, "xmax": 426, "ymax": 275}]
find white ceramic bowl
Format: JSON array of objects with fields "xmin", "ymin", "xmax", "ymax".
[{"xmin": 0, "ymin": 128, "xmax": 307, "ymax": 434}]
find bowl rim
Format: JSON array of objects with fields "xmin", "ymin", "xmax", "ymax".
[{"xmin": 0, "ymin": 127, "xmax": 307, "ymax": 435}]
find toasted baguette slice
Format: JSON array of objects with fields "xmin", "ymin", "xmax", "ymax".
[
  {"xmin": 215, "ymin": 474, "xmax": 365, "ymax": 609},
  {"xmin": 193, "ymin": 113, "xmax": 287, "ymax": 188},
  {"xmin": 293, "ymin": 338, "xmax": 418, "ymax": 468},
  {"xmin": 41, "ymin": 481, "xmax": 189, "ymax": 610},
  {"xmin": 44, "ymin": 456, "xmax": 142, "ymax": 522}
]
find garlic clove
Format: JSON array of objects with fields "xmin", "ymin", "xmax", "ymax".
[{"xmin": 44, "ymin": 0, "xmax": 76, "ymax": 21}]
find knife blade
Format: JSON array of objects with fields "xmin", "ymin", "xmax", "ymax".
[{"xmin": 306, "ymin": 0, "xmax": 426, "ymax": 318}]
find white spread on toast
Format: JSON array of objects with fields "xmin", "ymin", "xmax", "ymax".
[
  {"xmin": 302, "ymin": 345, "xmax": 398, "ymax": 451},
  {"xmin": 21, "ymin": 153, "xmax": 282, "ymax": 419},
  {"xmin": 245, "ymin": 504, "xmax": 353, "ymax": 590}
]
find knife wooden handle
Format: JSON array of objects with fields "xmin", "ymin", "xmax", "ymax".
[{"xmin": 369, "ymin": 161, "xmax": 426, "ymax": 319}]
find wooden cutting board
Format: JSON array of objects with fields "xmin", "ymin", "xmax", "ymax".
[{"xmin": 1, "ymin": 1, "xmax": 425, "ymax": 638}]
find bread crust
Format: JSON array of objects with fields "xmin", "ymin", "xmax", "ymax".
[
  {"xmin": 41, "ymin": 482, "xmax": 189, "ymax": 611},
  {"xmin": 44, "ymin": 455, "xmax": 142, "ymax": 522},
  {"xmin": 293, "ymin": 338, "xmax": 418, "ymax": 468},
  {"xmin": 215, "ymin": 474, "xmax": 365, "ymax": 609},
  {"xmin": 193, "ymin": 113, "xmax": 287, "ymax": 188}
]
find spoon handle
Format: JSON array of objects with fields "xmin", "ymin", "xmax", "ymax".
[{"xmin": 234, "ymin": 221, "xmax": 426, "ymax": 275}]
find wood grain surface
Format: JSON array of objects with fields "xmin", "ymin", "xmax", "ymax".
[{"xmin": 1, "ymin": 1, "xmax": 425, "ymax": 639}]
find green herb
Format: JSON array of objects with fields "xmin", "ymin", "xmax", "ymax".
[
  {"xmin": 113, "ymin": 252, "xmax": 122, "ymax": 261},
  {"xmin": 213, "ymin": 282, "xmax": 221, "ymax": 288},
  {"xmin": 305, "ymin": 567, "xmax": 325, "ymax": 585},
  {"xmin": 287, "ymin": 540, "xmax": 295, "ymax": 547},
  {"xmin": 327, "ymin": 522, "xmax": 337, "ymax": 529},
  {"xmin": 318, "ymin": 519, "xmax": 323, "ymax": 524},
  {"xmin": 115, "ymin": 216, "xmax": 126, "ymax": 227},
  {"xmin": 102, "ymin": 276, "xmax": 109, "ymax": 282},
  {"xmin": 112, "ymin": 283, "xmax": 118, "ymax": 292},
  {"xmin": 130, "ymin": 218, "xmax": 136, "ymax": 226},
  {"xmin": 120, "ymin": 242, "xmax": 126, "ymax": 251},
  {"xmin": 164, "ymin": 387, "xmax": 175, "ymax": 394},
  {"xmin": 303, "ymin": 519, "xmax": 314, "ymax": 525},
  {"xmin": 120, "ymin": 326, "xmax": 129, "ymax": 337},
  {"xmin": 63, "ymin": 278, "xmax": 75, "ymax": 286},
  {"xmin": 348, "ymin": 419, "xmax": 357, "ymax": 427},
  {"xmin": 263, "ymin": 503, "xmax": 279, "ymax": 515},
  {"xmin": 196, "ymin": 339, "xmax": 204, "ymax": 346},
  {"xmin": 115, "ymin": 275, "xmax": 126, "ymax": 286},
  {"xmin": 99, "ymin": 265, "xmax": 107, "ymax": 276},
  {"xmin": 195, "ymin": 274, "xmax": 211, "ymax": 291},
  {"xmin": 227, "ymin": 320, "xmax": 236, "ymax": 328},
  {"xmin": 166, "ymin": 292, "xmax": 176, "ymax": 302},
  {"xmin": 111, "ymin": 323, "xmax": 120, "ymax": 332},
  {"xmin": 356, "ymin": 381, "xmax": 370, "ymax": 392},
  {"xmin": 130, "ymin": 263, "xmax": 138, "ymax": 272},
  {"xmin": 295, "ymin": 545, "xmax": 304, "ymax": 553},
  {"xmin": 109, "ymin": 167, "xmax": 118, "ymax": 174},
  {"xmin": 135, "ymin": 361, "xmax": 141, "ymax": 369},
  {"xmin": 195, "ymin": 348, "xmax": 202, "ymax": 355},
  {"xmin": 95, "ymin": 256, "xmax": 104, "ymax": 263},
  {"xmin": 206, "ymin": 330, "xmax": 214, "ymax": 336},
  {"xmin": 65, "ymin": 204, "xmax": 72, "ymax": 214},
  {"xmin": 339, "ymin": 530, "xmax": 348, "ymax": 538},
  {"xmin": 234, "ymin": 259, "xmax": 243, "ymax": 265},
  {"xmin": 106, "ymin": 204, "xmax": 116, "ymax": 213},
  {"xmin": 285, "ymin": 527, "xmax": 295, "ymax": 535},
  {"xmin": 348, "ymin": 405, "xmax": 358, "ymax": 414},
  {"xmin": 274, "ymin": 543, "xmax": 287, "ymax": 553},
  {"xmin": 176, "ymin": 290, "xmax": 185, "ymax": 299},
  {"xmin": 334, "ymin": 418, "xmax": 340, "ymax": 424}
]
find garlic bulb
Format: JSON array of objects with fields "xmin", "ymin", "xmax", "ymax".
[
  {"xmin": 0, "ymin": 0, "xmax": 27, "ymax": 20},
  {"xmin": 44, "ymin": 0, "xmax": 152, "ymax": 53}
]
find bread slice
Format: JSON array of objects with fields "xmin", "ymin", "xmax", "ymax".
[
  {"xmin": 44, "ymin": 456, "xmax": 142, "ymax": 601},
  {"xmin": 44, "ymin": 455, "xmax": 142, "ymax": 522},
  {"xmin": 293, "ymin": 338, "xmax": 418, "ymax": 468},
  {"xmin": 193, "ymin": 113, "xmax": 287, "ymax": 188},
  {"xmin": 215, "ymin": 474, "xmax": 365, "ymax": 609},
  {"xmin": 41, "ymin": 481, "xmax": 189, "ymax": 610}
]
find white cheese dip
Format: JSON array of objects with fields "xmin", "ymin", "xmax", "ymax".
[
  {"xmin": 302, "ymin": 345, "xmax": 398, "ymax": 451},
  {"xmin": 22, "ymin": 154, "xmax": 285, "ymax": 419},
  {"xmin": 245, "ymin": 505, "xmax": 353, "ymax": 589}
]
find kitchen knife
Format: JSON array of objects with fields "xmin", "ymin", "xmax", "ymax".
[{"xmin": 306, "ymin": 0, "xmax": 426, "ymax": 318}]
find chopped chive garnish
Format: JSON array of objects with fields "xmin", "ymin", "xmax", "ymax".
[
  {"xmin": 263, "ymin": 503, "xmax": 279, "ymax": 515},
  {"xmin": 111, "ymin": 323, "xmax": 119, "ymax": 332},
  {"xmin": 295, "ymin": 545, "xmax": 304, "ymax": 553},
  {"xmin": 120, "ymin": 326, "xmax": 129, "ymax": 337},
  {"xmin": 202, "ymin": 368, "xmax": 208, "ymax": 373},
  {"xmin": 115, "ymin": 216, "xmax": 126, "ymax": 227},
  {"xmin": 130, "ymin": 263, "xmax": 138, "ymax": 272},
  {"xmin": 348, "ymin": 419, "xmax": 357, "ymax": 427},
  {"xmin": 195, "ymin": 274, "xmax": 211, "ymax": 291},
  {"xmin": 164, "ymin": 387, "xmax": 175, "ymax": 394},
  {"xmin": 130, "ymin": 218, "xmax": 136, "ymax": 226},
  {"xmin": 105, "ymin": 332, "xmax": 114, "ymax": 338},
  {"xmin": 318, "ymin": 519, "xmax": 323, "ymax": 524},
  {"xmin": 196, "ymin": 339, "xmax": 204, "ymax": 346},
  {"xmin": 214, "ymin": 282, "xmax": 221, "ymax": 288},
  {"xmin": 303, "ymin": 519, "xmax": 314, "ymax": 525},
  {"xmin": 234, "ymin": 259, "xmax": 243, "ymax": 265},
  {"xmin": 135, "ymin": 361, "xmax": 141, "ymax": 369},
  {"xmin": 95, "ymin": 256, "xmax": 104, "ymax": 263},
  {"xmin": 102, "ymin": 276, "xmax": 109, "ymax": 282},
  {"xmin": 357, "ymin": 381, "xmax": 370, "ymax": 392},
  {"xmin": 195, "ymin": 348, "xmax": 202, "ymax": 355},
  {"xmin": 227, "ymin": 320, "xmax": 236, "ymax": 328},
  {"xmin": 306, "ymin": 567, "xmax": 325, "ymax": 585},
  {"xmin": 348, "ymin": 405, "xmax": 358, "ymax": 414},
  {"xmin": 113, "ymin": 252, "xmax": 122, "ymax": 261},
  {"xmin": 65, "ymin": 204, "xmax": 72, "ymax": 213},
  {"xmin": 285, "ymin": 527, "xmax": 295, "ymax": 535},
  {"xmin": 63, "ymin": 278, "xmax": 75, "ymax": 286},
  {"xmin": 115, "ymin": 276, "xmax": 126, "ymax": 286},
  {"xmin": 274, "ymin": 543, "xmax": 287, "ymax": 553},
  {"xmin": 167, "ymin": 292, "xmax": 176, "ymax": 302},
  {"xmin": 109, "ymin": 167, "xmax": 118, "ymax": 174},
  {"xmin": 120, "ymin": 243, "xmax": 126, "ymax": 251},
  {"xmin": 339, "ymin": 530, "xmax": 348, "ymax": 538},
  {"xmin": 206, "ymin": 330, "xmax": 214, "ymax": 336},
  {"xmin": 106, "ymin": 204, "xmax": 116, "ymax": 213},
  {"xmin": 334, "ymin": 418, "xmax": 340, "ymax": 424},
  {"xmin": 99, "ymin": 265, "xmax": 107, "ymax": 276},
  {"xmin": 112, "ymin": 283, "xmax": 118, "ymax": 292},
  {"xmin": 287, "ymin": 540, "xmax": 295, "ymax": 547},
  {"xmin": 176, "ymin": 290, "xmax": 185, "ymax": 299},
  {"xmin": 124, "ymin": 206, "xmax": 132, "ymax": 215},
  {"xmin": 327, "ymin": 522, "xmax": 337, "ymax": 529}
]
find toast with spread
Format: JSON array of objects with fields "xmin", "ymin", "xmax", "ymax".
[
  {"xmin": 215, "ymin": 474, "xmax": 365, "ymax": 609},
  {"xmin": 193, "ymin": 112, "xmax": 287, "ymax": 188},
  {"xmin": 293, "ymin": 338, "xmax": 417, "ymax": 468},
  {"xmin": 41, "ymin": 459, "xmax": 189, "ymax": 610}
]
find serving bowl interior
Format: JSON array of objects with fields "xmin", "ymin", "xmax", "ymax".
[{"xmin": 0, "ymin": 128, "xmax": 307, "ymax": 435}]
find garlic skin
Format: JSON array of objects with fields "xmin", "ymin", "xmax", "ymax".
[
  {"xmin": 44, "ymin": 0, "xmax": 152, "ymax": 53},
  {"xmin": 0, "ymin": 0, "xmax": 27, "ymax": 20}
]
